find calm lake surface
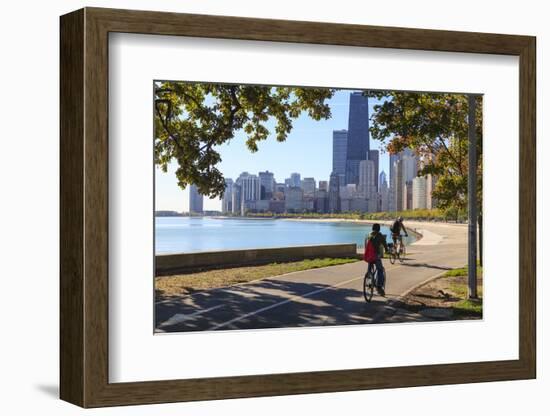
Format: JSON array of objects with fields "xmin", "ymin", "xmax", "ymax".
[{"xmin": 155, "ymin": 217, "xmax": 416, "ymax": 254}]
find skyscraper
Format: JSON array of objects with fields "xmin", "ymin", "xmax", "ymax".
[
  {"xmin": 231, "ymin": 184, "xmax": 242, "ymax": 214},
  {"xmin": 285, "ymin": 187, "xmax": 304, "ymax": 212},
  {"xmin": 258, "ymin": 170, "xmax": 275, "ymax": 200},
  {"xmin": 412, "ymin": 176, "xmax": 427, "ymax": 209},
  {"xmin": 379, "ymin": 171, "xmax": 387, "ymax": 191},
  {"xmin": 389, "ymin": 152, "xmax": 401, "ymax": 209},
  {"xmin": 222, "ymin": 178, "xmax": 234, "ymax": 213},
  {"xmin": 345, "ymin": 92, "xmax": 370, "ymax": 185},
  {"xmin": 394, "ymin": 159, "xmax": 404, "ymax": 211},
  {"xmin": 380, "ymin": 172, "xmax": 389, "ymax": 212},
  {"xmin": 359, "ymin": 159, "xmax": 378, "ymax": 212},
  {"xmin": 332, "ymin": 129, "xmax": 348, "ymax": 186},
  {"xmin": 358, "ymin": 159, "xmax": 376, "ymax": 199},
  {"xmin": 402, "ymin": 148, "xmax": 418, "ymax": 183},
  {"xmin": 301, "ymin": 177, "xmax": 316, "ymax": 197},
  {"xmin": 389, "ymin": 148, "xmax": 417, "ymax": 212},
  {"xmin": 290, "ymin": 172, "xmax": 301, "ymax": 188},
  {"xmin": 426, "ymin": 174, "xmax": 438, "ymax": 209},
  {"xmin": 328, "ymin": 172, "xmax": 340, "ymax": 213},
  {"xmin": 368, "ymin": 149, "xmax": 379, "ymax": 192},
  {"xmin": 239, "ymin": 172, "xmax": 260, "ymax": 202},
  {"xmin": 189, "ymin": 184, "xmax": 204, "ymax": 214},
  {"xmin": 403, "ymin": 181, "xmax": 413, "ymax": 210}
]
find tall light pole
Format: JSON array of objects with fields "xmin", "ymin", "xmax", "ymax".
[{"xmin": 468, "ymin": 95, "xmax": 478, "ymax": 299}]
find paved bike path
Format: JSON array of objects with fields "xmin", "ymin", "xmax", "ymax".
[{"xmin": 155, "ymin": 222, "xmax": 467, "ymax": 332}]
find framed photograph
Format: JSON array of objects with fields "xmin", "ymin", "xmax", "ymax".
[{"xmin": 60, "ymin": 7, "xmax": 536, "ymax": 408}]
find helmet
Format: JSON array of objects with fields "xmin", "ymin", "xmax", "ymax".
[{"xmin": 398, "ymin": 216, "xmax": 403, "ymax": 222}]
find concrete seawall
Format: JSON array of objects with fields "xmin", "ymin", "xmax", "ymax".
[{"xmin": 156, "ymin": 243, "xmax": 358, "ymax": 275}]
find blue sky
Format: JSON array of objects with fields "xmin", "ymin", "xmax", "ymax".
[{"xmin": 155, "ymin": 89, "xmax": 389, "ymax": 212}]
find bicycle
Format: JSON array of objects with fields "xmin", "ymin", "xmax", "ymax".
[
  {"xmin": 392, "ymin": 234, "xmax": 407, "ymax": 263},
  {"xmin": 363, "ymin": 262, "xmax": 386, "ymax": 302}
]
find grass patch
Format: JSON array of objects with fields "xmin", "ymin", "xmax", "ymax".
[
  {"xmin": 444, "ymin": 263, "xmax": 482, "ymax": 278},
  {"xmin": 454, "ymin": 298, "xmax": 483, "ymax": 316},
  {"xmin": 155, "ymin": 257, "xmax": 358, "ymax": 300},
  {"xmin": 395, "ymin": 265, "xmax": 483, "ymax": 321}
]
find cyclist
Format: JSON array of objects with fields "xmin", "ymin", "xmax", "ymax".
[
  {"xmin": 390, "ymin": 216, "xmax": 409, "ymax": 248},
  {"xmin": 365, "ymin": 223, "xmax": 389, "ymax": 296}
]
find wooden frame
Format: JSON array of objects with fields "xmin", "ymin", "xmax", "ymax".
[{"xmin": 60, "ymin": 7, "xmax": 536, "ymax": 408}]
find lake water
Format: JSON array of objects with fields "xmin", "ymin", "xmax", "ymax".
[{"xmin": 155, "ymin": 217, "xmax": 416, "ymax": 254}]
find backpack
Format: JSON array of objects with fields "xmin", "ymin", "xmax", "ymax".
[{"xmin": 364, "ymin": 238, "xmax": 378, "ymax": 263}]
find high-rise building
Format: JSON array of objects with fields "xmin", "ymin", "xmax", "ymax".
[
  {"xmin": 258, "ymin": 170, "xmax": 275, "ymax": 200},
  {"xmin": 394, "ymin": 159, "xmax": 404, "ymax": 211},
  {"xmin": 285, "ymin": 187, "xmax": 304, "ymax": 212},
  {"xmin": 403, "ymin": 180, "xmax": 413, "ymax": 210},
  {"xmin": 389, "ymin": 148, "xmax": 417, "ymax": 212},
  {"xmin": 426, "ymin": 174, "xmax": 438, "ymax": 209},
  {"xmin": 274, "ymin": 183, "xmax": 286, "ymax": 201},
  {"xmin": 412, "ymin": 176, "xmax": 427, "ymax": 209},
  {"xmin": 318, "ymin": 180, "xmax": 328, "ymax": 192},
  {"xmin": 402, "ymin": 149, "xmax": 418, "ymax": 183},
  {"xmin": 222, "ymin": 178, "xmax": 234, "ymax": 213},
  {"xmin": 389, "ymin": 153, "xmax": 400, "ymax": 187},
  {"xmin": 290, "ymin": 172, "xmax": 301, "ymax": 188},
  {"xmin": 302, "ymin": 177, "xmax": 316, "ymax": 197},
  {"xmin": 380, "ymin": 173, "xmax": 389, "ymax": 212},
  {"xmin": 328, "ymin": 172, "xmax": 340, "ymax": 213},
  {"xmin": 332, "ymin": 129, "xmax": 348, "ymax": 186},
  {"xmin": 189, "ymin": 184, "xmax": 204, "ymax": 214},
  {"xmin": 345, "ymin": 92, "xmax": 370, "ymax": 185},
  {"xmin": 314, "ymin": 189, "xmax": 328, "ymax": 213},
  {"xmin": 239, "ymin": 172, "xmax": 260, "ymax": 202},
  {"xmin": 368, "ymin": 149, "xmax": 379, "ymax": 192},
  {"xmin": 231, "ymin": 184, "xmax": 242, "ymax": 214},
  {"xmin": 379, "ymin": 171, "xmax": 387, "ymax": 191},
  {"xmin": 359, "ymin": 159, "xmax": 376, "ymax": 199}
]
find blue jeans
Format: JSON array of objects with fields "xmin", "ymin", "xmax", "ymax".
[{"xmin": 368, "ymin": 258, "xmax": 385, "ymax": 288}]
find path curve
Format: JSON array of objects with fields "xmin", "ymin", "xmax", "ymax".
[{"xmin": 156, "ymin": 221, "xmax": 467, "ymax": 332}]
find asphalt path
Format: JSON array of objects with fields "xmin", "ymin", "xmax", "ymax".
[{"xmin": 155, "ymin": 222, "xmax": 467, "ymax": 333}]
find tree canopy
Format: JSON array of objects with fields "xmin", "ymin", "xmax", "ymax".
[
  {"xmin": 154, "ymin": 82, "xmax": 335, "ymax": 197},
  {"xmin": 366, "ymin": 91, "xmax": 482, "ymax": 212}
]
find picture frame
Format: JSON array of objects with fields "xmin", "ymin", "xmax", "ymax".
[{"xmin": 60, "ymin": 7, "xmax": 536, "ymax": 408}]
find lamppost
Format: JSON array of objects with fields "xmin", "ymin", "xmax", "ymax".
[{"xmin": 468, "ymin": 94, "xmax": 478, "ymax": 299}]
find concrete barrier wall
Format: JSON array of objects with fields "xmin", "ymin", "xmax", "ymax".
[{"xmin": 156, "ymin": 243, "xmax": 357, "ymax": 275}]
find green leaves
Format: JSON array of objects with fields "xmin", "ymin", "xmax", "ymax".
[
  {"xmin": 154, "ymin": 82, "xmax": 334, "ymax": 197},
  {"xmin": 365, "ymin": 91, "xmax": 482, "ymax": 212}
]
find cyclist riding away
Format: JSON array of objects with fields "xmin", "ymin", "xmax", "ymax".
[
  {"xmin": 390, "ymin": 216, "xmax": 409, "ymax": 246},
  {"xmin": 365, "ymin": 223, "xmax": 388, "ymax": 296}
]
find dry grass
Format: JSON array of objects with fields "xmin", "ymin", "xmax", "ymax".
[
  {"xmin": 395, "ymin": 266, "xmax": 483, "ymax": 319},
  {"xmin": 155, "ymin": 257, "xmax": 358, "ymax": 301}
]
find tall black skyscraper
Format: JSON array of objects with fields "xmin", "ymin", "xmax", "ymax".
[{"xmin": 345, "ymin": 92, "xmax": 370, "ymax": 185}]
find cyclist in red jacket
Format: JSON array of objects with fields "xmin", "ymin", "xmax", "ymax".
[{"xmin": 365, "ymin": 223, "xmax": 389, "ymax": 295}]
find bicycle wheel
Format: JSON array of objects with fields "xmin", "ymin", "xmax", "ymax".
[
  {"xmin": 389, "ymin": 250, "xmax": 396, "ymax": 264},
  {"xmin": 363, "ymin": 270, "xmax": 374, "ymax": 302},
  {"xmin": 398, "ymin": 242, "xmax": 405, "ymax": 263}
]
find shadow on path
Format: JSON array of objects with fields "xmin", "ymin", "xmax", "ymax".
[{"xmin": 156, "ymin": 277, "xmax": 387, "ymax": 333}]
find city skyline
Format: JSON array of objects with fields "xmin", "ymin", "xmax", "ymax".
[{"xmin": 156, "ymin": 89, "xmax": 390, "ymax": 212}]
